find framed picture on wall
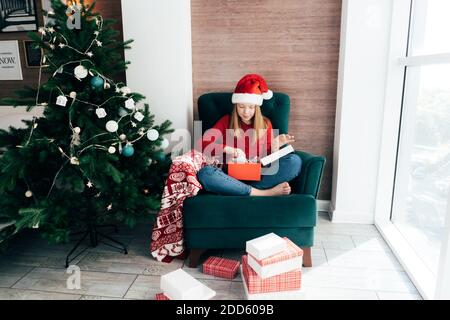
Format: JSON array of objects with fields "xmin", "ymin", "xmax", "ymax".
[
  {"xmin": 0, "ymin": 40, "xmax": 23, "ymax": 80},
  {"xmin": 23, "ymin": 40, "xmax": 42, "ymax": 68},
  {"xmin": 0, "ymin": 0, "xmax": 39, "ymax": 33}
]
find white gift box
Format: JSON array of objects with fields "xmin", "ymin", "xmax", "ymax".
[
  {"xmin": 160, "ymin": 268, "xmax": 216, "ymax": 300},
  {"xmin": 241, "ymin": 266, "xmax": 306, "ymax": 300},
  {"xmin": 246, "ymin": 233, "xmax": 287, "ymax": 260},
  {"xmin": 248, "ymin": 254, "xmax": 303, "ymax": 279},
  {"xmin": 260, "ymin": 144, "xmax": 295, "ymax": 166}
]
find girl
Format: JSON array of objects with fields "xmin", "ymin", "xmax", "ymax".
[{"xmin": 197, "ymin": 74, "xmax": 302, "ymax": 196}]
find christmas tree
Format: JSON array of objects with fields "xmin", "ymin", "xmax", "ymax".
[{"xmin": 0, "ymin": 0, "xmax": 173, "ymax": 249}]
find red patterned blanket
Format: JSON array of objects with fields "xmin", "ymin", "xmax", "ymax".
[{"xmin": 150, "ymin": 150, "xmax": 219, "ymax": 262}]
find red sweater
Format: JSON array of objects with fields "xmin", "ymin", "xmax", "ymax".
[{"xmin": 197, "ymin": 115, "xmax": 273, "ymax": 160}]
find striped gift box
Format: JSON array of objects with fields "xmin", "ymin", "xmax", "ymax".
[
  {"xmin": 203, "ymin": 256, "xmax": 240, "ymax": 279},
  {"xmin": 155, "ymin": 293, "xmax": 170, "ymax": 300},
  {"xmin": 242, "ymin": 255, "xmax": 301, "ymax": 294},
  {"xmin": 250, "ymin": 237, "xmax": 303, "ymax": 266}
]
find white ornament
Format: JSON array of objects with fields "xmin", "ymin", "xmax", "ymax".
[
  {"xmin": 131, "ymin": 122, "xmax": 137, "ymax": 127},
  {"xmin": 104, "ymin": 82, "xmax": 111, "ymax": 89},
  {"xmin": 108, "ymin": 146, "xmax": 116, "ymax": 154},
  {"xmin": 73, "ymin": 127, "xmax": 81, "ymax": 134},
  {"xmin": 38, "ymin": 27, "xmax": 46, "ymax": 35},
  {"xmin": 86, "ymin": 52, "xmax": 93, "ymax": 57},
  {"xmin": 146, "ymin": 129, "xmax": 159, "ymax": 141},
  {"xmin": 48, "ymin": 27, "xmax": 55, "ymax": 33},
  {"xmin": 74, "ymin": 65, "xmax": 88, "ymax": 79},
  {"xmin": 87, "ymin": 181, "xmax": 93, "ymax": 188},
  {"xmin": 56, "ymin": 95, "xmax": 68, "ymax": 106},
  {"xmin": 70, "ymin": 157, "xmax": 80, "ymax": 165},
  {"xmin": 160, "ymin": 138, "xmax": 170, "ymax": 149},
  {"xmin": 69, "ymin": 91, "xmax": 77, "ymax": 98},
  {"xmin": 32, "ymin": 222, "xmax": 39, "ymax": 229},
  {"xmin": 49, "ymin": 44, "xmax": 55, "ymax": 50},
  {"xmin": 120, "ymin": 87, "xmax": 131, "ymax": 95},
  {"xmin": 25, "ymin": 190, "xmax": 33, "ymax": 198},
  {"xmin": 115, "ymin": 86, "xmax": 121, "ymax": 93},
  {"xmin": 95, "ymin": 108, "xmax": 107, "ymax": 118},
  {"xmin": 148, "ymin": 159, "xmax": 153, "ymax": 165},
  {"xmin": 138, "ymin": 128, "xmax": 145, "ymax": 135},
  {"xmin": 119, "ymin": 134, "xmax": 127, "ymax": 141},
  {"xmin": 107, "ymin": 204, "xmax": 113, "ymax": 211},
  {"xmin": 58, "ymin": 43, "xmax": 66, "ymax": 48},
  {"xmin": 96, "ymin": 40, "xmax": 102, "ymax": 47},
  {"xmin": 134, "ymin": 111, "xmax": 144, "ymax": 122},
  {"xmin": 124, "ymin": 98, "xmax": 135, "ymax": 110},
  {"xmin": 105, "ymin": 120, "xmax": 119, "ymax": 133},
  {"xmin": 94, "ymin": 31, "xmax": 100, "ymax": 35}
]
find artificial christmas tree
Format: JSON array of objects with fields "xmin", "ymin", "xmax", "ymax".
[{"xmin": 0, "ymin": 0, "xmax": 173, "ymax": 263}]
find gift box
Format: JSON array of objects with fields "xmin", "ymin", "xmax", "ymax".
[
  {"xmin": 241, "ymin": 266, "xmax": 306, "ymax": 300},
  {"xmin": 203, "ymin": 256, "xmax": 240, "ymax": 279},
  {"xmin": 248, "ymin": 237, "xmax": 303, "ymax": 279},
  {"xmin": 160, "ymin": 268, "xmax": 216, "ymax": 300},
  {"xmin": 155, "ymin": 293, "xmax": 170, "ymax": 300},
  {"xmin": 227, "ymin": 162, "xmax": 261, "ymax": 181},
  {"xmin": 241, "ymin": 255, "xmax": 301, "ymax": 294},
  {"xmin": 246, "ymin": 233, "xmax": 287, "ymax": 260}
]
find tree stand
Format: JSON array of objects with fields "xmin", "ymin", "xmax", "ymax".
[{"xmin": 65, "ymin": 217, "xmax": 128, "ymax": 268}]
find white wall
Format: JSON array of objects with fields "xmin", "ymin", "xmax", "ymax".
[
  {"xmin": 120, "ymin": 0, "xmax": 193, "ymax": 134},
  {"xmin": 331, "ymin": 0, "xmax": 394, "ymax": 223}
]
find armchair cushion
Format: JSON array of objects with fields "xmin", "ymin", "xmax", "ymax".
[{"xmin": 183, "ymin": 194, "xmax": 317, "ymax": 229}]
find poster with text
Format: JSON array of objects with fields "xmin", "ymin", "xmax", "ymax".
[{"xmin": 0, "ymin": 40, "xmax": 23, "ymax": 80}]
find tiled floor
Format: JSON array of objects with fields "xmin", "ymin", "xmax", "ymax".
[{"xmin": 0, "ymin": 213, "xmax": 422, "ymax": 300}]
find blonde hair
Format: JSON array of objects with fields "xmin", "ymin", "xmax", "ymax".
[{"xmin": 229, "ymin": 104, "xmax": 269, "ymax": 143}]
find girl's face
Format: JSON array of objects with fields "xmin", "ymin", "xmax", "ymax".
[{"xmin": 236, "ymin": 103, "xmax": 256, "ymax": 124}]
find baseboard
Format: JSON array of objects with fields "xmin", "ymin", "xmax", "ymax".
[
  {"xmin": 330, "ymin": 209, "xmax": 375, "ymax": 224},
  {"xmin": 317, "ymin": 200, "xmax": 331, "ymax": 214}
]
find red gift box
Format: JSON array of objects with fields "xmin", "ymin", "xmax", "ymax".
[
  {"xmin": 203, "ymin": 256, "xmax": 240, "ymax": 279},
  {"xmin": 155, "ymin": 293, "xmax": 170, "ymax": 300},
  {"xmin": 242, "ymin": 255, "xmax": 301, "ymax": 294},
  {"xmin": 227, "ymin": 163, "xmax": 261, "ymax": 181}
]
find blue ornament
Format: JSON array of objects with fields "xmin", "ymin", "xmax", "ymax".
[
  {"xmin": 90, "ymin": 76, "xmax": 104, "ymax": 90},
  {"xmin": 155, "ymin": 151, "xmax": 166, "ymax": 162},
  {"xmin": 122, "ymin": 144, "xmax": 134, "ymax": 157}
]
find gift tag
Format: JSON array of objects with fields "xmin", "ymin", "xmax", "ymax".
[
  {"xmin": 56, "ymin": 95, "xmax": 68, "ymax": 106},
  {"xmin": 125, "ymin": 98, "xmax": 135, "ymax": 110}
]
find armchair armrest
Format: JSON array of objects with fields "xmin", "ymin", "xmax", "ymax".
[{"xmin": 292, "ymin": 150, "xmax": 326, "ymax": 198}]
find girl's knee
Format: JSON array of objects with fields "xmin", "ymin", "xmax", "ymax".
[
  {"xmin": 284, "ymin": 153, "xmax": 302, "ymax": 170},
  {"xmin": 197, "ymin": 166, "xmax": 219, "ymax": 187}
]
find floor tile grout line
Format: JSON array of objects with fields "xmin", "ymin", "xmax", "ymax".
[
  {"xmin": 2, "ymin": 286, "xmax": 83, "ymax": 299},
  {"xmin": 122, "ymin": 274, "xmax": 139, "ymax": 299},
  {"xmin": 9, "ymin": 266, "xmax": 36, "ymax": 289},
  {"xmin": 302, "ymin": 282, "xmax": 418, "ymax": 294},
  {"xmin": 303, "ymin": 284, "xmax": 416, "ymax": 295}
]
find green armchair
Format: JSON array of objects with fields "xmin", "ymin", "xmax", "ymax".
[{"xmin": 183, "ymin": 92, "xmax": 326, "ymax": 267}]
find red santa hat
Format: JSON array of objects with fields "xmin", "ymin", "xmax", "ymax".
[{"xmin": 231, "ymin": 74, "xmax": 273, "ymax": 106}]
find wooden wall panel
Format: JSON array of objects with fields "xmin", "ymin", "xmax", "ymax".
[
  {"xmin": 0, "ymin": 0, "xmax": 125, "ymax": 102},
  {"xmin": 191, "ymin": 0, "xmax": 341, "ymax": 200}
]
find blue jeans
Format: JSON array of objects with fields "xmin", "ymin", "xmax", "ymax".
[{"xmin": 197, "ymin": 153, "xmax": 302, "ymax": 196}]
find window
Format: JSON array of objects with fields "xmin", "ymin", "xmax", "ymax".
[{"xmin": 376, "ymin": 0, "xmax": 450, "ymax": 299}]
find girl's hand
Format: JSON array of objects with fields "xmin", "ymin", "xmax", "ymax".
[
  {"xmin": 273, "ymin": 134, "xmax": 295, "ymax": 150},
  {"xmin": 224, "ymin": 146, "xmax": 247, "ymax": 160}
]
